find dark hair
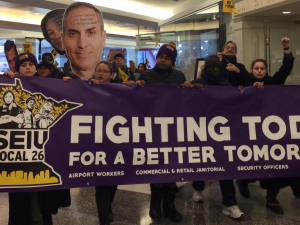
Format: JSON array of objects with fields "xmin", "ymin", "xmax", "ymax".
[
  {"xmin": 251, "ymin": 59, "xmax": 268, "ymax": 70},
  {"xmin": 95, "ymin": 61, "xmax": 114, "ymax": 74},
  {"xmin": 114, "ymin": 53, "xmax": 124, "ymax": 60},
  {"xmin": 4, "ymin": 40, "xmax": 18, "ymax": 56},
  {"xmin": 26, "ymin": 96, "xmax": 36, "ymax": 104},
  {"xmin": 217, "ymin": 50, "xmax": 222, "ymax": 53},
  {"xmin": 41, "ymin": 9, "xmax": 65, "ymax": 55},
  {"xmin": 138, "ymin": 63, "xmax": 147, "ymax": 71},
  {"xmin": 223, "ymin": 41, "xmax": 237, "ymax": 52},
  {"xmin": 62, "ymin": 2, "xmax": 104, "ymax": 35},
  {"xmin": 2, "ymin": 90, "xmax": 16, "ymax": 105}
]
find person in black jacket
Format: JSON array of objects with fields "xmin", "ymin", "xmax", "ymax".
[
  {"xmin": 221, "ymin": 41, "xmax": 249, "ymax": 86},
  {"xmin": 237, "ymin": 37, "xmax": 300, "ymax": 215},
  {"xmin": 89, "ymin": 61, "xmax": 118, "ymax": 225},
  {"xmin": 113, "ymin": 53, "xmax": 136, "ymax": 83},
  {"xmin": 5, "ymin": 53, "xmax": 71, "ymax": 225},
  {"xmin": 137, "ymin": 42, "xmax": 185, "ymax": 223},
  {"xmin": 187, "ymin": 55, "xmax": 245, "ymax": 219},
  {"xmin": 244, "ymin": 38, "xmax": 294, "ymax": 86}
]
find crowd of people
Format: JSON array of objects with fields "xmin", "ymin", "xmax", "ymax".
[{"xmin": 1, "ymin": 2, "xmax": 299, "ymax": 225}]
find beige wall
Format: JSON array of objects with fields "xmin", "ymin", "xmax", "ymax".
[{"xmin": 228, "ymin": 15, "xmax": 300, "ymax": 84}]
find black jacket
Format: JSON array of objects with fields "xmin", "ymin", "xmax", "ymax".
[
  {"xmin": 191, "ymin": 76, "xmax": 231, "ymax": 86},
  {"xmin": 221, "ymin": 60, "xmax": 249, "ymax": 86},
  {"xmin": 113, "ymin": 65, "xmax": 136, "ymax": 83},
  {"xmin": 245, "ymin": 53, "xmax": 294, "ymax": 86},
  {"xmin": 138, "ymin": 65, "xmax": 186, "ymax": 85}
]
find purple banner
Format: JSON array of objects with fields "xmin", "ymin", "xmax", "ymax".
[{"xmin": 0, "ymin": 75, "xmax": 300, "ymax": 192}]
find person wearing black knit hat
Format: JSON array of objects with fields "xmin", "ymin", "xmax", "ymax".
[
  {"xmin": 42, "ymin": 53, "xmax": 64, "ymax": 78},
  {"xmin": 37, "ymin": 62, "xmax": 54, "ymax": 77},
  {"xmin": 113, "ymin": 53, "xmax": 135, "ymax": 83},
  {"xmin": 191, "ymin": 55, "xmax": 231, "ymax": 86},
  {"xmin": 5, "ymin": 53, "xmax": 71, "ymax": 225},
  {"xmin": 187, "ymin": 55, "xmax": 245, "ymax": 220},
  {"xmin": 137, "ymin": 42, "xmax": 186, "ymax": 223},
  {"xmin": 137, "ymin": 42, "xmax": 185, "ymax": 85}
]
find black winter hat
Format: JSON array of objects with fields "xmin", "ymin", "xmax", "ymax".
[
  {"xmin": 38, "ymin": 61, "xmax": 53, "ymax": 71},
  {"xmin": 114, "ymin": 53, "xmax": 124, "ymax": 60},
  {"xmin": 42, "ymin": 53, "xmax": 54, "ymax": 62},
  {"xmin": 204, "ymin": 55, "xmax": 221, "ymax": 69}
]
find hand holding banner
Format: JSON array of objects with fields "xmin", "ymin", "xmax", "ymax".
[{"xmin": 0, "ymin": 76, "xmax": 300, "ymax": 192}]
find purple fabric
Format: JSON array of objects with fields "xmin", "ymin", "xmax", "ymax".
[{"xmin": 0, "ymin": 75, "xmax": 300, "ymax": 192}]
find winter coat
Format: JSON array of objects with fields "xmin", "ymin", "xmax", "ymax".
[
  {"xmin": 221, "ymin": 56, "xmax": 249, "ymax": 86},
  {"xmin": 191, "ymin": 70, "xmax": 231, "ymax": 86},
  {"xmin": 113, "ymin": 65, "xmax": 136, "ymax": 83},
  {"xmin": 138, "ymin": 65, "xmax": 186, "ymax": 85},
  {"xmin": 245, "ymin": 53, "xmax": 294, "ymax": 86}
]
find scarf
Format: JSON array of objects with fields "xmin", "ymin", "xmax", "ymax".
[{"xmin": 222, "ymin": 54, "xmax": 237, "ymax": 64}]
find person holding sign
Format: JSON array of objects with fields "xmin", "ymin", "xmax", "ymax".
[
  {"xmin": 137, "ymin": 42, "xmax": 185, "ymax": 222},
  {"xmin": 4, "ymin": 53, "xmax": 42, "ymax": 225},
  {"xmin": 42, "ymin": 53, "xmax": 64, "ymax": 78},
  {"xmin": 113, "ymin": 53, "xmax": 136, "ymax": 83},
  {"xmin": 185, "ymin": 55, "xmax": 245, "ymax": 219},
  {"xmin": 89, "ymin": 61, "xmax": 118, "ymax": 225},
  {"xmin": 221, "ymin": 41, "xmax": 249, "ymax": 86},
  {"xmin": 237, "ymin": 37, "xmax": 300, "ymax": 215},
  {"xmin": 5, "ymin": 53, "xmax": 71, "ymax": 225},
  {"xmin": 61, "ymin": 2, "xmax": 106, "ymax": 80}
]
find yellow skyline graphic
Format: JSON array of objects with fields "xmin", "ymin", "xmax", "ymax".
[{"xmin": 0, "ymin": 170, "xmax": 59, "ymax": 186}]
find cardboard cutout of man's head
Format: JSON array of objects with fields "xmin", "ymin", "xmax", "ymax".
[
  {"xmin": 61, "ymin": 2, "xmax": 106, "ymax": 80},
  {"xmin": 41, "ymin": 9, "xmax": 65, "ymax": 55},
  {"xmin": 4, "ymin": 40, "xmax": 18, "ymax": 72}
]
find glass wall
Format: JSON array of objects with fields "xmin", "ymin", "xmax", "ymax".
[{"xmin": 136, "ymin": 3, "xmax": 223, "ymax": 81}]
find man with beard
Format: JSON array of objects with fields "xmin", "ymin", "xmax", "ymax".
[
  {"xmin": 137, "ymin": 42, "xmax": 185, "ymax": 222},
  {"xmin": 221, "ymin": 41, "xmax": 248, "ymax": 86}
]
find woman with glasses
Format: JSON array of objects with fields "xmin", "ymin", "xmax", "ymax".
[
  {"xmin": 90, "ymin": 61, "xmax": 115, "ymax": 84},
  {"xmin": 90, "ymin": 61, "xmax": 118, "ymax": 225}
]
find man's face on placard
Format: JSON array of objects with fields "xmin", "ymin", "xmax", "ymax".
[
  {"xmin": 5, "ymin": 48, "xmax": 17, "ymax": 72},
  {"xmin": 62, "ymin": 6, "xmax": 106, "ymax": 75}
]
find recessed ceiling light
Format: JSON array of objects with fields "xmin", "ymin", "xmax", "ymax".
[{"xmin": 282, "ymin": 12, "xmax": 291, "ymax": 14}]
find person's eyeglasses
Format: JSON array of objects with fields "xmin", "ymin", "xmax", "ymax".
[
  {"xmin": 225, "ymin": 46, "xmax": 236, "ymax": 51},
  {"xmin": 95, "ymin": 70, "xmax": 110, "ymax": 74}
]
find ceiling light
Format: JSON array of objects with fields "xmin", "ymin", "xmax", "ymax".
[
  {"xmin": 204, "ymin": 40, "xmax": 208, "ymax": 43},
  {"xmin": 75, "ymin": 0, "xmax": 174, "ymax": 20},
  {"xmin": 282, "ymin": 12, "xmax": 291, "ymax": 14}
]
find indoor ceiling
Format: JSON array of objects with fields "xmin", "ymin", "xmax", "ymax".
[
  {"xmin": 0, "ymin": 0, "xmax": 190, "ymax": 37},
  {"xmin": 242, "ymin": 0, "xmax": 300, "ymax": 17}
]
